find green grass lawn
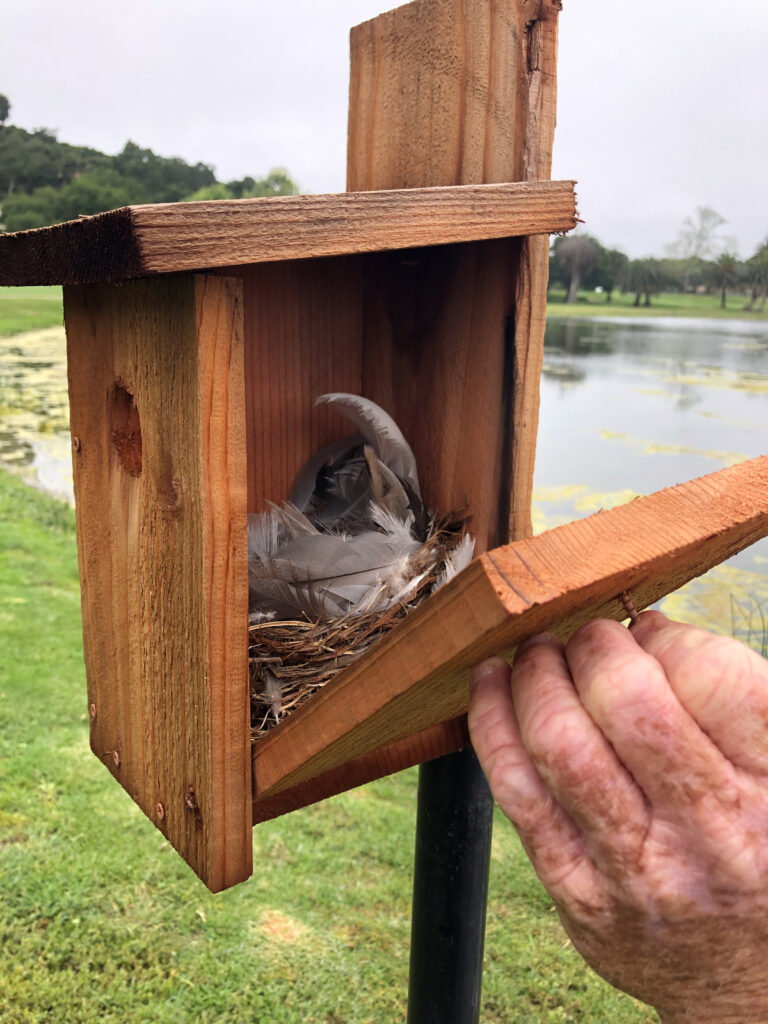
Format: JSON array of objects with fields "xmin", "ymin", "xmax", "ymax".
[
  {"xmin": 546, "ymin": 288, "xmax": 768, "ymax": 320},
  {"xmin": 0, "ymin": 287, "xmax": 64, "ymax": 336},
  {"xmin": 0, "ymin": 468, "xmax": 656, "ymax": 1022}
]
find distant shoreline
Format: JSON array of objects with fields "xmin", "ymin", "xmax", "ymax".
[{"xmin": 547, "ymin": 291, "xmax": 768, "ymax": 322}]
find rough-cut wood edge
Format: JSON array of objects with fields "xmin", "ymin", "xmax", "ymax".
[
  {"xmin": 195, "ymin": 276, "xmax": 252, "ymax": 892},
  {"xmin": 510, "ymin": 0, "xmax": 562, "ymax": 541},
  {"xmin": 252, "ymin": 455, "xmax": 768, "ymax": 800},
  {"xmin": 2, "ymin": 207, "xmax": 144, "ymax": 287},
  {"xmin": 0, "ymin": 180, "xmax": 576, "ymax": 285}
]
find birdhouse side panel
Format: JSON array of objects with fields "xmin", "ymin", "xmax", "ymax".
[{"xmin": 64, "ymin": 274, "xmax": 251, "ymax": 892}]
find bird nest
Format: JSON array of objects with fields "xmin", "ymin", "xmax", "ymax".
[{"xmin": 249, "ymin": 516, "xmax": 464, "ymax": 740}]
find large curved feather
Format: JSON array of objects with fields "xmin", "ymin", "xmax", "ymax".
[{"xmin": 316, "ymin": 393, "xmax": 420, "ymax": 496}]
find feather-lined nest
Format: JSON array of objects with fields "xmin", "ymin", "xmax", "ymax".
[
  {"xmin": 248, "ymin": 392, "xmax": 476, "ymax": 742},
  {"xmin": 249, "ymin": 515, "xmax": 467, "ymax": 740}
]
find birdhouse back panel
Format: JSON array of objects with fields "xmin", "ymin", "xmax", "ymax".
[{"xmin": 233, "ymin": 239, "xmax": 523, "ymax": 552}]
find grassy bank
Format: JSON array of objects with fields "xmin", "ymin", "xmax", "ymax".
[
  {"xmin": 2, "ymin": 285, "xmax": 767, "ymax": 343},
  {"xmin": 546, "ymin": 289, "xmax": 768, "ymax": 320},
  {"xmin": 0, "ymin": 286, "xmax": 64, "ymax": 336},
  {"xmin": 0, "ymin": 468, "xmax": 654, "ymax": 1022}
]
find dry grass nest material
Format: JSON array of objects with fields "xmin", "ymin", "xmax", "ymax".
[{"xmin": 249, "ymin": 516, "xmax": 464, "ymax": 741}]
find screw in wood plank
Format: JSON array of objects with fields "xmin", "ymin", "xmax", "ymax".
[
  {"xmin": 156, "ymin": 802, "xmax": 166, "ymax": 822},
  {"xmin": 113, "ymin": 750, "xmax": 121, "ymax": 768},
  {"xmin": 72, "ymin": 436, "xmax": 81, "ymax": 453},
  {"xmin": 620, "ymin": 590, "xmax": 639, "ymax": 625}
]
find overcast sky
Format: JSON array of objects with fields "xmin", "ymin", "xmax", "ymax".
[{"xmin": 3, "ymin": 0, "xmax": 766, "ymax": 258}]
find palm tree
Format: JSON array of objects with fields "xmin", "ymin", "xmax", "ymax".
[
  {"xmin": 556, "ymin": 235, "xmax": 599, "ymax": 303},
  {"xmin": 712, "ymin": 251, "xmax": 740, "ymax": 309},
  {"xmin": 625, "ymin": 258, "xmax": 664, "ymax": 307},
  {"xmin": 744, "ymin": 240, "xmax": 768, "ymax": 313}
]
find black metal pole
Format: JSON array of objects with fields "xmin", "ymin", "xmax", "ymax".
[{"xmin": 407, "ymin": 746, "xmax": 494, "ymax": 1024}]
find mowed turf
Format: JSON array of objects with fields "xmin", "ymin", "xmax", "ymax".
[
  {"xmin": 546, "ymin": 288, "xmax": 768, "ymax": 320},
  {"xmin": 0, "ymin": 468, "xmax": 656, "ymax": 1023},
  {"xmin": 0, "ymin": 287, "xmax": 64, "ymax": 336}
]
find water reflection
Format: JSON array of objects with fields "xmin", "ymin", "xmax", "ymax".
[
  {"xmin": 0, "ymin": 326, "xmax": 73, "ymax": 501},
  {"xmin": 535, "ymin": 316, "xmax": 768, "ymax": 641}
]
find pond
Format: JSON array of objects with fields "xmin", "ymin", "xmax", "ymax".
[
  {"xmin": 0, "ymin": 326, "xmax": 72, "ymax": 502},
  {"xmin": 1, "ymin": 315, "xmax": 767, "ymax": 644},
  {"xmin": 537, "ymin": 316, "xmax": 768, "ymax": 649}
]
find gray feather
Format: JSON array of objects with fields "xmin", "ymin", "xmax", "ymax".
[
  {"xmin": 249, "ymin": 394, "xmax": 441, "ymax": 623},
  {"xmin": 249, "ymin": 518, "xmax": 421, "ymax": 621},
  {"xmin": 316, "ymin": 393, "xmax": 421, "ymax": 497},
  {"xmin": 289, "ymin": 434, "xmax": 364, "ymax": 510}
]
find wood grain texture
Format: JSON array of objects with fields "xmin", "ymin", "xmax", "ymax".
[
  {"xmin": 252, "ymin": 456, "xmax": 768, "ymax": 800},
  {"xmin": 350, "ymin": 0, "xmax": 561, "ymax": 541},
  {"xmin": 511, "ymin": 0, "xmax": 562, "ymax": 540},
  {"xmin": 348, "ymin": 0, "xmax": 562, "ymax": 546},
  {"xmin": 233, "ymin": 257, "xmax": 364, "ymax": 513},
  {"xmin": 65, "ymin": 274, "xmax": 251, "ymax": 892},
  {"xmin": 349, "ymin": 0, "xmax": 532, "ymax": 190},
  {"xmin": 0, "ymin": 181, "xmax": 576, "ymax": 286}
]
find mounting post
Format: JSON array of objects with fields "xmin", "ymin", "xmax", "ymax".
[{"xmin": 407, "ymin": 748, "xmax": 494, "ymax": 1024}]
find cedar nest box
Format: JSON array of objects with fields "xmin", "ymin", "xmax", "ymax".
[{"xmin": 2, "ymin": 0, "xmax": 767, "ymax": 892}]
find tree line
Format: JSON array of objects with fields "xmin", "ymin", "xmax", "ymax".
[
  {"xmin": 2, "ymin": 91, "xmax": 765, "ymax": 311},
  {"xmin": 550, "ymin": 207, "xmax": 768, "ymax": 312},
  {"xmin": 0, "ymin": 95, "xmax": 299, "ymax": 233}
]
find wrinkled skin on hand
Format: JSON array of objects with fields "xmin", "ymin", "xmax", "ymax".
[{"xmin": 468, "ymin": 612, "xmax": 768, "ymax": 1023}]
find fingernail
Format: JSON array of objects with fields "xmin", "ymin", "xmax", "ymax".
[
  {"xmin": 471, "ymin": 657, "xmax": 509, "ymax": 689},
  {"xmin": 629, "ymin": 609, "xmax": 668, "ymax": 642},
  {"xmin": 516, "ymin": 632, "xmax": 561, "ymax": 656}
]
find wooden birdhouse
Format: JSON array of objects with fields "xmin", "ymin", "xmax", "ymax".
[{"xmin": 2, "ymin": 0, "xmax": 767, "ymax": 894}]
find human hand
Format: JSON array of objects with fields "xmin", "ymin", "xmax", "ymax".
[{"xmin": 468, "ymin": 611, "xmax": 768, "ymax": 1023}]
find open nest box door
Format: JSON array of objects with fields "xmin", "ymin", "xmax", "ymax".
[{"xmin": 1, "ymin": 0, "xmax": 767, "ymax": 895}]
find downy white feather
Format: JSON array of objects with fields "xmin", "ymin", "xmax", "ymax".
[
  {"xmin": 261, "ymin": 668, "xmax": 284, "ymax": 725},
  {"xmin": 433, "ymin": 533, "xmax": 476, "ymax": 591},
  {"xmin": 247, "ymin": 511, "xmax": 281, "ymax": 564}
]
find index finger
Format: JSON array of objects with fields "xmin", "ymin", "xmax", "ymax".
[{"xmin": 631, "ymin": 610, "xmax": 768, "ymax": 775}]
